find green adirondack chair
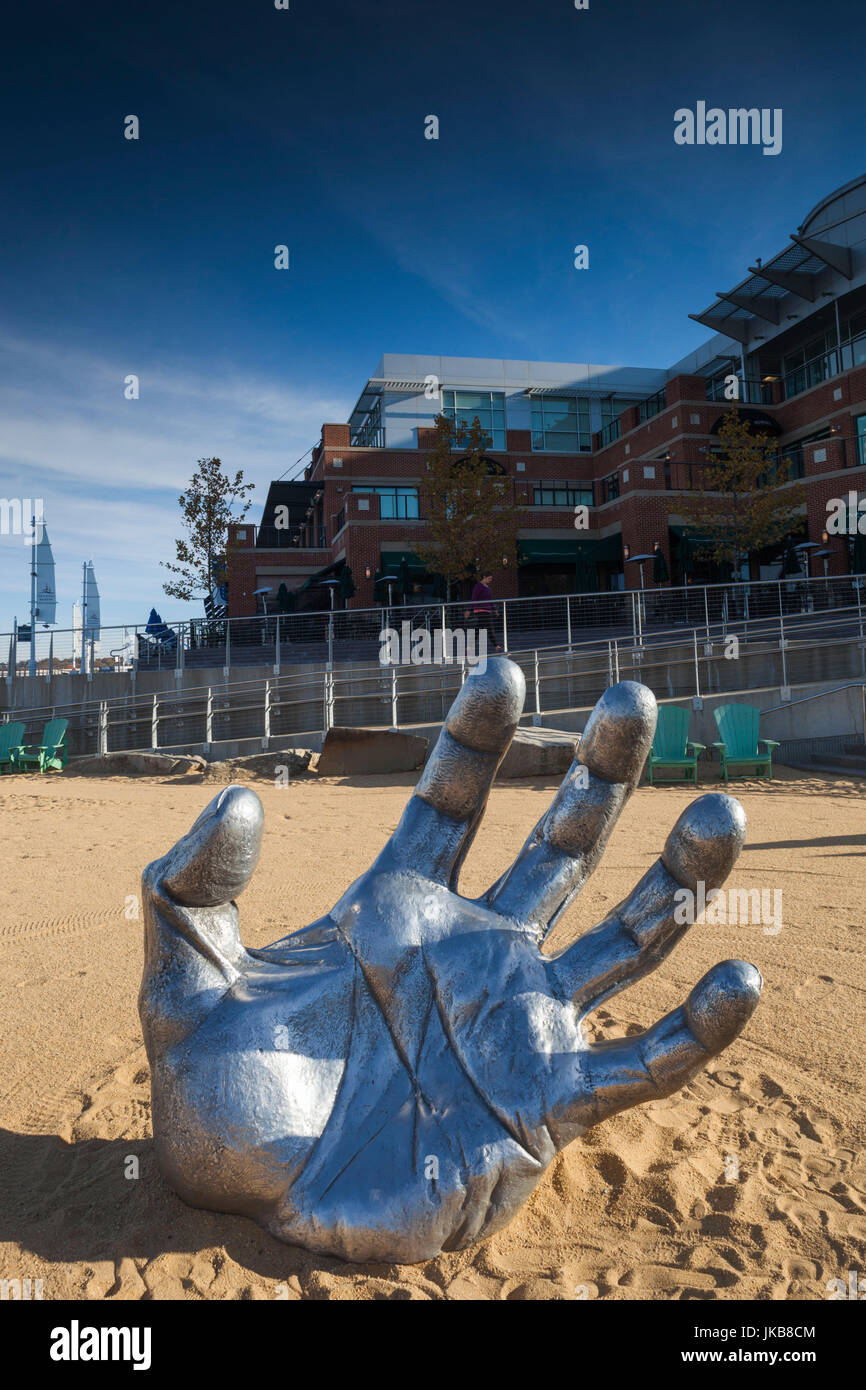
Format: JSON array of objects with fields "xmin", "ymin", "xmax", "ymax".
[
  {"xmin": 12, "ymin": 717, "xmax": 69, "ymax": 773},
  {"xmin": 646, "ymin": 704, "xmax": 705, "ymax": 784},
  {"xmin": 713, "ymin": 704, "xmax": 779, "ymax": 782},
  {"xmin": 0, "ymin": 722, "xmax": 26, "ymax": 774}
]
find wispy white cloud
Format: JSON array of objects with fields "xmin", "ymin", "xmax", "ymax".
[{"xmin": 0, "ymin": 329, "xmax": 350, "ymax": 632}]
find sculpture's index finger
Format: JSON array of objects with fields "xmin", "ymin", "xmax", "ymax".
[{"xmin": 388, "ymin": 657, "xmax": 525, "ymax": 884}]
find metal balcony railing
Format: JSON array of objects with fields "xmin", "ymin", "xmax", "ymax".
[
  {"xmin": 3, "ymin": 573, "xmax": 866, "ymax": 689},
  {"xmin": 782, "ymin": 329, "xmax": 866, "ymax": 400},
  {"xmin": 705, "ymin": 374, "xmax": 773, "ymax": 405},
  {"xmin": 4, "ymin": 595, "xmax": 866, "ymax": 760},
  {"xmin": 638, "ymin": 388, "xmax": 667, "ymax": 422}
]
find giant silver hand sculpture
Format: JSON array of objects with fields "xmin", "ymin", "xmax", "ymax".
[{"xmin": 140, "ymin": 662, "xmax": 761, "ymax": 1264}]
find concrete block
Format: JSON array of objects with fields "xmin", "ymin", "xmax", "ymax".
[
  {"xmin": 317, "ymin": 726, "xmax": 429, "ymax": 776},
  {"xmin": 498, "ymin": 728, "xmax": 577, "ymax": 779}
]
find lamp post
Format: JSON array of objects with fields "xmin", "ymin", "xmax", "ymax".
[
  {"xmin": 815, "ymin": 530, "xmax": 832, "ymax": 586},
  {"xmin": 625, "ymin": 549, "xmax": 654, "ymax": 643},
  {"xmin": 820, "ymin": 530, "xmax": 831, "ymax": 577},
  {"xmin": 322, "ymin": 577, "xmax": 340, "ymax": 668},
  {"xmin": 814, "ymin": 548, "xmax": 832, "ymax": 578},
  {"xmin": 794, "ymin": 541, "xmax": 820, "ymax": 578},
  {"xmin": 627, "ymin": 552, "xmax": 654, "ymax": 590},
  {"xmin": 794, "ymin": 541, "xmax": 821, "ymax": 612}
]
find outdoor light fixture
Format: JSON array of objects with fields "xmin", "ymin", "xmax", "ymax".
[
  {"xmin": 623, "ymin": 543, "xmax": 631, "ymax": 561},
  {"xmin": 822, "ymin": 530, "xmax": 830, "ymax": 545},
  {"xmin": 365, "ymin": 567, "xmax": 371, "ymax": 579}
]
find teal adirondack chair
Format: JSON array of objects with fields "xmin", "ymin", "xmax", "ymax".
[
  {"xmin": 0, "ymin": 722, "xmax": 26, "ymax": 774},
  {"xmin": 647, "ymin": 704, "xmax": 705, "ymax": 784},
  {"xmin": 713, "ymin": 704, "xmax": 779, "ymax": 782},
  {"xmin": 12, "ymin": 717, "xmax": 69, "ymax": 773}
]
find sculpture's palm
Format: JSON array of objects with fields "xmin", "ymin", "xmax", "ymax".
[{"xmin": 140, "ymin": 663, "xmax": 761, "ymax": 1263}]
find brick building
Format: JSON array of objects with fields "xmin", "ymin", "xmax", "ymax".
[{"xmin": 228, "ymin": 174, "xmax": 866, "ymax": 617}]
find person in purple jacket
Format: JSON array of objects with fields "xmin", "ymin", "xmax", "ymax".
[{"xmin": 467, "ymin": 571, "xmax": 503, "ymax": 651}]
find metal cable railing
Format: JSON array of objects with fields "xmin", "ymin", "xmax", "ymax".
[
  {"xmin": 3, "ymin": 572, "xmax": 865, "ymax": 681},
  {"xmin": 3, "ymin": 600, "xmax": 866, "ymax": 759}
]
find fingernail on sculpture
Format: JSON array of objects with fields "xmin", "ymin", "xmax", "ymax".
[{"xmin": 139, "ymin": 662, "xmax": 762, "ymax": 1263}]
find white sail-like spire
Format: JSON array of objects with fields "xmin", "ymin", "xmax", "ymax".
[
  {"xmin": 82, "ymin": 561, "xmax": 101, "ymax": 641},
  {"xmin": 35, "ymin": 527, "xmax": 56, "ymax": 626}
]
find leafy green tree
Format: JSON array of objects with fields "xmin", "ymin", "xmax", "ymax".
[
  {"xmin": 415, "ymin": 415, "xmax": 520, "ymax": 600},
  {"xmin": 162, "ymin": 457, "xmax": 255, "ymax": 602},
  {"xmin": 675, "ymin": 408, "xmax": 805, "ymax": 574}
]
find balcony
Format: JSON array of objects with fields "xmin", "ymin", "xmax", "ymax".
[
  {"xmin": 705, "ymin": 374, "xmax": 773, "ymax": 406},
  {"xmin": 781, "ymin": 329, "xmax": 866, "ymax": 400},
  {"xmin": 638, "ymin": 388, "xmax": 666, "ymax": 422}
]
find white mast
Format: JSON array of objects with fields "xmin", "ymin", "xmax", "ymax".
[
  {"xmin": 80, "ymin": 562, "xmax": 87, "ymax": 674},
  {"xmin": 28, "ymin": 515, "xmax": 37, "ymax": 677}
]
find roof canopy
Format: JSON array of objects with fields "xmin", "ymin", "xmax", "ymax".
[{"xmin": 689, "ymin": 181, "xmax": 859, "ymax": 347}]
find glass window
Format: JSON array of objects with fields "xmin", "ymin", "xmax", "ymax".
[
  {"xmin": 857, "ymin": 415, "xmax": 866, "ymax": 468},
  {"xmin": 783, "ymin": 346, "xmax": 805, "ymax": 374},
  {"xmin": 532, "ymin": 482, "xmax": 593, "ymax": 507},
  {"xmin": 599, "ymin": 397, "xmax": 639, "ymax": 427},
  {"xmin": 530, "ymin": 395, "xmax": 591, "ymax": 452},
  {"xmin": 352, "ymin": 485, "xmax": 419, "ymax": 519},
  {"xmin": 350, "ymin": 395, "xmax": 384, "ymax": 448},
  {"xmin": 441, "ymin": 390, "xmax": 506, "ymax": 450}
]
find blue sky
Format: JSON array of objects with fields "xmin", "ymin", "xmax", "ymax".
[{"xmin": 1, "ymin": 0, "xmax": 864, "ymax": 635}]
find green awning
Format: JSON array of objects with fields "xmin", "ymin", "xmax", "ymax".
[
  {"xmin": 379, "ymin": 551, "xmax": 427, "ymax": 575},
  {"xmin": 296, "ymin": 558, "xmax": 345, "ymax": 593},
  {"xmin": 669, "ymin": 525, "xmax": 717, "ymax": 542},
  {"xmin": 518, "ymin": 536, "xmax": 622, "ymax": 564}
]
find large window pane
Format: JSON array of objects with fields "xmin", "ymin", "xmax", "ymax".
[
  {"xmin": 532, "ymin": 482, "xmax": 593, "ymax": 507},
  {"xmin": 532, "ymin": 395, "xmax": 591, "ymax": 451},
  {"xmin": 352, "ymin": 485, "xmax": 418, "ymax": 519},
  {"xmin": 443, "ymin": 390, "xmax": 507, "ymax": 451}
]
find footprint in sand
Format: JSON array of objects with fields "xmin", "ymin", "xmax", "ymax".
[
  {"xmin": 792, "ymin": 974, "xmax": 836, "ymax": 1002},
  {"xmin": 776, "ymin": 1256, "xmax": 822, "ymax": 1299}
]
